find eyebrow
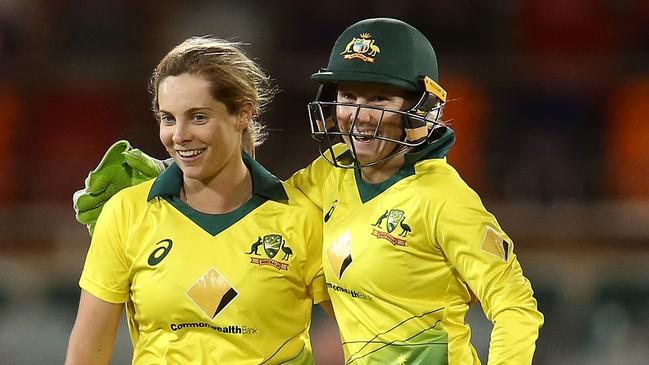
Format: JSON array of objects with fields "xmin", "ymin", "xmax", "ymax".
[{"xmin": 158, "ymin": 107, "xmax": 212, "ymax": 115}]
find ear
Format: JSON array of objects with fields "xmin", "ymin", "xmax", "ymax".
[{"xmin": 237, "ymin": 101, "xmax": 255, "ymax": 131}]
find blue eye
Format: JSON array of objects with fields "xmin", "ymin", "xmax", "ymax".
[
  {"xmin": 193, "ymin": 114, "xmax": 208, "ymax": 122},
  {"xmin": 159, "ymin": 114, "xmax": 175, "ymax": 124}
]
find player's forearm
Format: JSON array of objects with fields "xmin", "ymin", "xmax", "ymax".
[
  {"xmin": 65, "ymin": 291, "xmax": 122, "ymax": 365},
  {"xmin": 486, "ymin": 307, "xmax": 544, "ymax": 364},
  {"xmin": 65, "ymin": 332, "xmax": 115, "ymax": 365},
  {"xmin": 319, "ymin": 300, "xmax": 336, "ymax": 319}
]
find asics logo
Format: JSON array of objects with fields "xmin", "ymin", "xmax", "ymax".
[
  {"xmin": 148, "ymin": 239, "xmax": 173, "ymax": 266},
  {"xmin": 324, "ymin": 200, "xmax": 338, "ymax": 222}
]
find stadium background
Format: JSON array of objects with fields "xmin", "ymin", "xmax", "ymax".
[{"xmin": 0, "ymin": 0, "xmax": 648, "ymax": 363}]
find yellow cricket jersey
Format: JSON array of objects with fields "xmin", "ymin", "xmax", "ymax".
[
  {"xmin": 80, "ymin": 154, "xmax": 327, "ymax": 365},
  {"xmin": 289, "ymin": 128, "xmax": 543, "ymax": 365}
]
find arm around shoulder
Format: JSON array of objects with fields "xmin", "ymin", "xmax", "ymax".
[{"xmin": 286, "ymin": 148, "xmax": 345, "ymax": 210}]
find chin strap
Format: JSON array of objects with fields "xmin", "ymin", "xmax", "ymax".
[{"xmin": 404, "ymin": 125, "xmax": 430, "ymax": 141}]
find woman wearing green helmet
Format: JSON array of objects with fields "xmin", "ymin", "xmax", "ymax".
[{"xmin": 299, "ymin": 17, "xmax": 543, "ymax": 364}]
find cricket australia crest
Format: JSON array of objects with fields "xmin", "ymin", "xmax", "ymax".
[
  {"xmin": 262, "ymin": 234, "xmax": 282, "ymax": 259},
  {"xmin": 245, "ymin": 234, "xmax": 292, "ymax": 270},
  {"xmin": 340, "ymin": 33, "xmax": 381, "ymax": 63},
  {"xmin": 371, "ymin": 208, "xmax": 411, "ymax": 246},
  {"xmin": 386, "ymin": 209, "xmax": 404, "ymax": 233}
]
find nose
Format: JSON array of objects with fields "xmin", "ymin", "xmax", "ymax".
[
  {"xmin": 339, "ymin": 104, "xmax": 372, "ymax": 131},
  {"xmin": 351, "ymin": 105, "xmax": 372, "ymax": 126},
  {"xmin": 172, "ymin": 121, "xmax": 192, "ymax": 144}
]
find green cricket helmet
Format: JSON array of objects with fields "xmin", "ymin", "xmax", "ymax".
[{"xmin": 308, "ymin": 18, "xmax": 447, "ymax": 168}]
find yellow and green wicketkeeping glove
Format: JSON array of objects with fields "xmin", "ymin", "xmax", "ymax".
[{"xmin": 73, "ymin": 140, "xmax": 167, "ymax": 234}]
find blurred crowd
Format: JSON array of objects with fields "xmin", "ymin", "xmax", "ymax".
[
  {"xmin": 0, "ymin": 0, "xmax": 648, "ymax": 364},
  {"xmin": 0, "ymin": 0, "xmax": 647, "ymax": 204}
]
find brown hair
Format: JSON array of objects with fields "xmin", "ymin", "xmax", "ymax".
[{"xmin": 150, "ymin": 36, "xmax": 276, "ymax": 156}]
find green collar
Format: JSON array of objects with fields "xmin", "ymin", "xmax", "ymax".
[
  {"xmin": 403, "ymin": 127, "xmax": 455, "ymax": 164},
  {"xmin": 351, "ymin": 127, "xmax": 456, "ymax": 203},
  {"xmin": 147, "ymin": 152, "xmax": 288, "ymax": 202},
  {"xmin": 146, "ymin": 153, "xmax": 287, "ymax": 236}
]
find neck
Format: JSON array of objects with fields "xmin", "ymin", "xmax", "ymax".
[
  {"xmin": 359, "ymin": 152, "xmax": 406, "ymax": 184},
  {"xmin": 182, "ymin": 159, "xmax": 252, "ymax": 214}
]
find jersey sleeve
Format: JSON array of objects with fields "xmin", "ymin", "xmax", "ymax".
[
  {"xmin": 286, "ymin": 162, "xmax": 325, "ymax": 211},
  {"xmin": 286, "ymin": 146, "xmax": 345, "ymax": 211},
  {"xmin": 434, "ymin": 188, "xmax": 544, "ymax": 364},
  {"xmin": 298, "ymin": 196, "xmax": 328, "ymax": 305},
  {"xmin": 79, "ymin": 193, "xmax": 132, "ymax": 304}
]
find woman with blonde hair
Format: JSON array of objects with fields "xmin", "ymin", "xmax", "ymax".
[{"xmin": 66, "ymin": 37, "xmax": 330, "ymax": 364}]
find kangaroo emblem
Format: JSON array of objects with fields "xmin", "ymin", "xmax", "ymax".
[
  {"xmin": 245, "ymin": 236, "xmax": 263, "ymax": 255},
  {"xmin": 341, "ymin": 38, "xmax": 356, "ymax": 54},
  {"xmin": 371, "ymin": 210, "xmax": 389, "ymax": 229}
]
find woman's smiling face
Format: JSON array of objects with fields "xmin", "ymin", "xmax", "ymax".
[
  {"xmin": 158, "ymin": 73, "xmax": 246, "ymax": 184},
  {"xmin": 335, "ymin": 82, "xmax": 410, "ymax": 166}
]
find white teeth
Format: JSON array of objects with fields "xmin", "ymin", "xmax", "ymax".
[
  {"xmin": 354, "ymin": 128, "xmax": 373, "ymax": 136},
  {"xmin": 353, "ymin": 129, "xmax": 374, "ymax": 142},
  {"xmin": 177, "ymin": 149, "xmax": 205, "ymax": 157}
]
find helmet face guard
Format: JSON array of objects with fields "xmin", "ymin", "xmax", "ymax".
[{"xmin": 307, "ymin": 80, "xmax": 446, "ymax": 168}]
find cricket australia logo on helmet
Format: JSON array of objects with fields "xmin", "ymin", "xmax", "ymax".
[
  {"xmin": 340, "ymin": 33, "xmax": 381, "ymax": 63},
  {"xmin": 371, "ymin": 208, "xmax": 411, "ymax": 246},
  {"xmin": 245, "ymin": 234, "xmax": 293, "ymax": 270}
]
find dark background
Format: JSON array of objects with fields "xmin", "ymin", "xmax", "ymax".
[{"xmin": 1, "ymin": 1, "xmax": 648, "ymax": 364}]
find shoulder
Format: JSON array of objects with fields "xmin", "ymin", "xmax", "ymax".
[
  {"xmin": 93, "ymin": 180, "xmax": 158, "ymax": 245},
  {"xmin": 413, "ymin": 158, "xmax": 485, "ymax": 208},
  {"xmin": 281, "ymin": 182, "xmax": 322, "ymax": 215},
  {"xmin": 103, "ymin": 179, "xmax": 158, "ymax": 214},
  {"xmin": 414, "ymin": 159, "xmax": 475, "ymax": 193},
  {"xmin": 286, "ymin": 145, "xmax": 347, "ymax": 208},
  {"xmin": 302, "ymin": 144, "xmax": 347, "ymax": 176}
]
